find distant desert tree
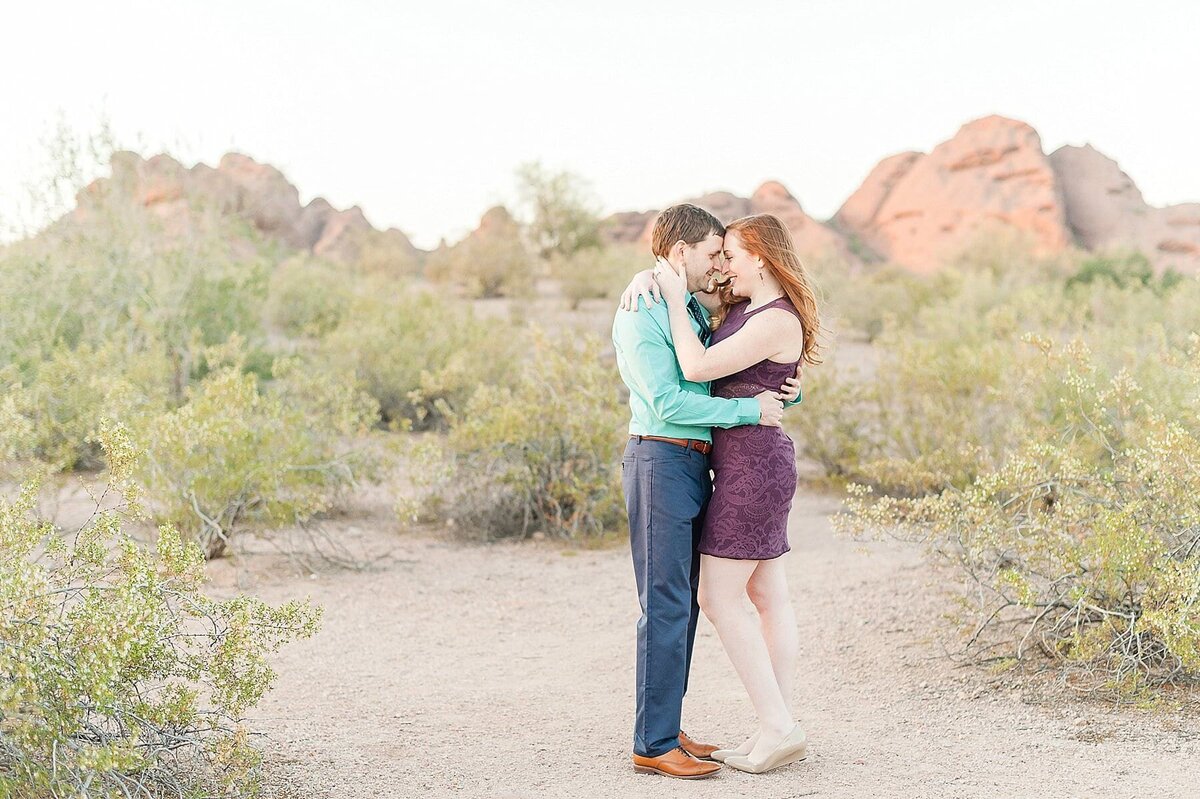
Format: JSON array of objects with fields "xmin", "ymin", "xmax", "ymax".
[
  {"xmin": 515, "ymin": 161, "xmax": 603, "ymax": 261},
  {"xmin": 424, "ymin": 206, "xmax": 533, "ymax": 298}
]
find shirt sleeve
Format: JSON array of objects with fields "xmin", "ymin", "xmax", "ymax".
[{"xmin": 614, "ymin": 304, "xmax": 760, "ymax": 428}]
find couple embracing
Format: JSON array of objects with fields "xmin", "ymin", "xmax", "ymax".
[{"xmin": 611, "ymin": 204, "xmax": 821, "ymax": 779}]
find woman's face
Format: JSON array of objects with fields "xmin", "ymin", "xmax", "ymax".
[{"xmin": 721, "ymin": 231, "xmax": 759, "ymax": 298}]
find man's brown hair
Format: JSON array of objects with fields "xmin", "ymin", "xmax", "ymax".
[{"xmin": 650, "ymin": 203, "xmax": 725, "ymax": 258}]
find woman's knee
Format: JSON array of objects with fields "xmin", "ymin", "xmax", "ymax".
[
  {"xmin": 746, "ymin": 570, "xmax": 788, "ymax": 614},
  {"xmin": 699, "ymin": 556, "xmax": 756, "ymax": 621},
  {"xmin": 698, "ymin": 580, "xmax": 744, "ymax": 622}
]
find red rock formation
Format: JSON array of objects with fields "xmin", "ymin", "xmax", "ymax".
[
  {"xmin": 601, "ymin": 210, "xmax": 656, "ymax": 244},
  {"xmin": 604, "ymin": 181, "xmax": 857, "ymax": 266},
  {"xmin": 1050, "ymin": 144, "xmax": 1200, "ymax": 273},
  {"xmin": 73, "ymin": 151, "xmax": 418, "ymax": 264},
  {"xmin": 833, "ymin": 115, "xmax": 1071, "ymax": 272},
  {"xmin": 830, "ymin": 152, "xmax": 922, "ymax": 257},
  {"xmin": 750, "ymin": 181, "xmax": 853, "ymax": 264}
]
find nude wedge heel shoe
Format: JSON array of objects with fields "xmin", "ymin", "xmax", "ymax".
[{"xmin": 723, "ymin": 724, "xmax": 807, "ymax": 774}]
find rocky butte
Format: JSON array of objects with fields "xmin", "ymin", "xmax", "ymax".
[
  {"xmin": 61, "ymin": 115, "xmax": 1199, "ymax": 277},
  {"xmin": 72, "ymin": 151, "xmax": 419, "ymax": 267},
  {"xmin": 606, "ymin": 115, "xmax": 1199, "ymax": 275}
]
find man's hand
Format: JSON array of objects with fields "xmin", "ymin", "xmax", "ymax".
[
  {"xmin": 755, "ymin": 390, "xmax": 784, "ymax": 427},
  {"xmin": 779, "ymin": 362, "xmax": 803, "ymax": 402},
  {"xmin": 619, "ymin": 269, "xmax": 661, "ymax": 311}
]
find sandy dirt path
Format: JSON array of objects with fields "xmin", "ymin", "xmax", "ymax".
[{"xmin": 204, "ymin": 490, "xmax": 1198, "ymax": 798}]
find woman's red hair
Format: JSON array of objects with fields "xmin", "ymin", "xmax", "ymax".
[{"xmin": 718, "ymin": 213, "xmax": 823, "ymax": 367}]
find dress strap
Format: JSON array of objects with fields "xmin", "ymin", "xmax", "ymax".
[{"xmin": 743, "ymin": 296, "xmax": 799, "ymax": 319}]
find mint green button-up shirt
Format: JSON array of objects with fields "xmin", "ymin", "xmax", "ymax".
[{"xmin": 612, "ymin": 292, "xmax": 762, "ymax": 443}]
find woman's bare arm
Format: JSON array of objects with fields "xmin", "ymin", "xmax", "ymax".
[{"xmin": 669, "ymin": 305, "xmax": 802, "ymax": 382}]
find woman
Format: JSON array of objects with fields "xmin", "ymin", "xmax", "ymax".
[{"xmin": 619, "ymin": 213, "xmax": 822, "ymax": 774}]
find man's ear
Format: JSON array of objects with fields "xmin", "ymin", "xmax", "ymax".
[{"xmin": 673, "ymin": 240, "xmax": 687, "ymax": 262}]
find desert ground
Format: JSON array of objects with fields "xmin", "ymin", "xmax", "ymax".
[{"xmin": 173, "ymin": 481, "xmax": 1198, "ymax": 799}]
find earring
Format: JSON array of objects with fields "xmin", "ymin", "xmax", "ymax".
[{"xmin": 758, "ymin": 269, "xmax": 764, "ymax": 283}]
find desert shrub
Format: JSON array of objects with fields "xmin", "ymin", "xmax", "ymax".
[
  {"xmin": 266, "ymin": 256, "xmax": 354, "ymax": 338},
  {"xmin": 423, "ymin": 207, "xmax": 534, "ymax": 299},
  {"xmin": 0, "ymin": 421, "xmax": 320, "ymax": 796},
  {"xmin": 819, "ymin": 263, "xmax": 937, "ymax": 342},
  {"xmin": 1065, "ymin": 251, "xmax": 1182, "ymax": 294},
  {"xmin": 138, "ymin": 335, "xmax": 381, "ymax": 559},
  {"xmin": 836, "ymin": 334, "xmax": 1200, "ymax": 700},
  {"xmin": 795, "ymin": 265, "xmax": 1200, "ymax": 494},
  {"xmin": 0, "ymin": 337, "xmax": 174, "ymax": 473},
  {"xmin": 783, "ymin": 358, "xmax": 879, "ymax": 481},
  {"xmin": 404, "ymin": 329, "xmax": 626, "ymax": 539},
  {"xmin": 345, "ymin": 227, "xmax": 423, "ymax": 279},
  {"xmin": 554, "ymin": 243, "xmax": 641, "ymax": 309},
  {"xmin": 0, "ymin": 205, "xmax": 270, "ymax": 395},
  {"xmin": 318, "ymin": 291, "xmax": 522, "ymax": 430}
]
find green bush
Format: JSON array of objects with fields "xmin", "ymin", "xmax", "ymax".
[
  {"xmin": 404, "ymin": 328, "xmax": 626, "ymax": 539},
  {"xmin": 0, "ymin": 204, "xmax": 270, "ymax": 395},
  {"xmin": 1, "ymin": 338, "xmax": 173, "ymax": 473},
  {"xmin": 836, "ymin": 334, "xmax": 1200, "ymax": 700},
  {"xmin": 345, "ymin": 227, "xmax": 423, "ymax": 279},
  {"xmin": 1065, "ymin": 251, "xmax": 1182, "ymax": 294},
  {"xmin": 795, "ymin": 262, "xmax": 1200, "ymax": 495},
  {"xmin": 138, "ymin": 334, "xmax": 382, "ymax": 559},
  {"xmin": 318, "ymin": 291, "xmax": 522, "ymax": 430},
  {"xmin": 554, "ymin": 244, "xmax": 641, "ymax": 309},
  {"xmin": 805, "ymin": 247, "xmax": 1200, "ymax": 700},
  {"xmin": 266, "ymin": 256, "xmax": 355, "ymax": 338},
  {"xmin": 818, "ymin": 263, "xmax": 936, "ymax": 342},
  {"xmin": 423, "ymin": 207, "xmax": 533, "ymax": 299},
  {"xmin": 0, "ymin": 421, "xmax": 320, "ymax": 796},
  {"xmin": 783, "ymin": 358, "xmax": 878, "ymax": 481}
]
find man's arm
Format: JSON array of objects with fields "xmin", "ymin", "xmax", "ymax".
[{"xmin": 613, "ymin": 304, "xmax": 761, "ymax": 428}]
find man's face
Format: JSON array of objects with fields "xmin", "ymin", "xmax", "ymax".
[{"xmin": 677, "ymin": 233, "xmax": 726, "ymax": 293}]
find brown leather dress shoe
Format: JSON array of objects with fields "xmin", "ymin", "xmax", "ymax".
[
  {"xmin": 632, "ymin": 747, "xmax": 722, "ymax": 779},
  {"xmin": 678, "ymin": 730, "xmax": 720, "ymax": 761}
]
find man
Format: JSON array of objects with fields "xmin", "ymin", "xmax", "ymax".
[{"xmin": 611, "ymin": 204, "xmax": 802, "ymax": 779}]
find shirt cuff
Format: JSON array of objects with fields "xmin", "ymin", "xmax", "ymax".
[{"xmin": 735, "ymin": 397, "xmax": 761, "ymax": 425}]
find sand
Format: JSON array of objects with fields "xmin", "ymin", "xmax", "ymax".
[{"xmin": 192, "ymin": 487, "xmax": 1200, "ymax": 799}]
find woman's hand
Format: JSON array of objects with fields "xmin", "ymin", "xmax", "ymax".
[
  {"xmin": 619, "ymin": 269, "xmax": 660, "ymax": 311},
  {"xmin": 652, "ymin": 256, "xmax": 688, "ymax": 306}
]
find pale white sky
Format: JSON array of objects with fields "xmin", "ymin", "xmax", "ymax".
[{"xmin": 2, "ymin": 0, "xmax": 1197, "ymax": 249}]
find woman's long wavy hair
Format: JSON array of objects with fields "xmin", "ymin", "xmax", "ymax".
[{"xmin": 712, "ymin": 213, "xmax": 823, "ymax": 367}]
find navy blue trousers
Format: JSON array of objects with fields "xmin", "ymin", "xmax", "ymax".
[{"xmin": 622, "ymin": 437, "xmax": 712, "ymax": 758}]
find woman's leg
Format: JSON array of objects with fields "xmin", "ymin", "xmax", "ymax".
[
  {"xmin": 746, "ymin": 556, "xmax": 799, "ymax": 717},
  {"xmin": 719, "ymin": 555, "xmax": 799, "ymax": 756},
  {"xmin": 698, "ymin": 554, "xmax": 795, "ymax": 759}
]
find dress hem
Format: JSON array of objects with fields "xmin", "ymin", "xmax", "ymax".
[{"xmin": 697, "ymin": 546, "xmax": 791, "ymax": 561}]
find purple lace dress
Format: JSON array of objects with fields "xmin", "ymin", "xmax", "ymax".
[{"xmin": 699, "ymin": 297, "xmax": 802, "ymax": 560}]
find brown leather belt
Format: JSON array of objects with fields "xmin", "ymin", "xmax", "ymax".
[{"xmin": 630, "ymin": 434, "xmax": 713, "ymax": 456}]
